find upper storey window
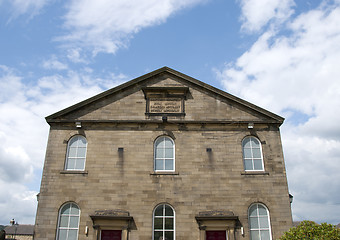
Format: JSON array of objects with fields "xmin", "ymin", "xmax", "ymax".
[
  {"xmin": 154, "ymin": 136, "xmax": 175, "ymax": 172},
  {"xmin": 242, "ymin": 136, "xmax": 264, "ymax": 171},
  {"xmin": 65, "ymin": 135, "xmax": 87, "ymax": 171}
]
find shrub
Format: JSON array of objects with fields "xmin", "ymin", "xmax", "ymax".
[{"xmin": 279, "ymin": 220, "xmax": 340, "ymax": 240}]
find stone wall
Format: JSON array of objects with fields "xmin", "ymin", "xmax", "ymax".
[
  {"xmin": 35, "ymin": 123, "xmax": 292, "ymax": 240},
  {"xmin": 6, "ymin": 234, "xmax": 33, "ymax": 240},
  {"xmin": 35, "ymin": 70, "xmax": 292, "ymax": 240}
]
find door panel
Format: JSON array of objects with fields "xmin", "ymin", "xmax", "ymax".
[
  {"xmin": 206, "ymin": 230, "xmax": 227, "ymax": 240},
  {"xmin": 101, "ymin": 230, "xmax": 121, "ymax": 240}
]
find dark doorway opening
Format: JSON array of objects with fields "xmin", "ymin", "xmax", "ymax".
[
  {"xmin": 206, "ymin": 230, "xmax": 227, "ymax": 240},
  {"xmin": 101, "ymin": 230, "xmax": 122, "ymax": 240}
]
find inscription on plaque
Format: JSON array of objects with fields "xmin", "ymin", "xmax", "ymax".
[{"xmin": 149, "ymin": 98, "xmax": 182, "ymax": 113}]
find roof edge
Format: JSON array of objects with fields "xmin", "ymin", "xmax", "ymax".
[
  {"xmin": 46, "ymin": 66, "xmax": 284, "ymax": 123},
  {"xmin": 46, "ymin": 67, "xmax": 171, "ymax": 121},
  {"xmin": 161, "ymin": 67, "xmax": 284, "ymax": 123}
]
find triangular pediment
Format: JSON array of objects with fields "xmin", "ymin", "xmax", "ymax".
[{"xmin": 46, "ymin": 67, "xmax": 284, "ymax": 125}]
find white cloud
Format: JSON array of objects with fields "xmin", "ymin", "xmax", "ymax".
[
  {"xmin": 67, "ymin": 48, "xmax": 88, "ymax": 64},
  {"xmin": 0, "ymin": 65, "xmax": 127, "ymax": 224},
  {"xmin": 217, "ymin": 1, "xmax": 340, "ymax": 223},
  {"xmin": 4, "ymin": 0, "xmax": 50, "ymax": 20},
  {"xmin": 0, "ymin": 180, "xmax": 38, "ymax": 224},
  {"xmin": 238, "ymin": 0, "xmax": 295, "ymax": 32},
  {"xmin": 292, "ymin": 201, "xmax": 340, "ymax": 224},
  {"xmin": 0, "ymin": 139, "xmax": 34, "ymax": 183},
  {"xmin": 58, "ymin": 0, "xmax": 206, "ymax": 55},
  {"xmin": 42, "ymin": 55, "xmax": 68, "ymax": 70},
  {"xmin": 283, "ymin": 127, "xmax": 340, "ymax": 223}
]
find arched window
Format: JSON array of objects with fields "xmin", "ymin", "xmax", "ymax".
[
  {"xmin": 153, "ymin": 204, "xmax": 175, "ymax": 240},
  {"xmin": 65, "ymin": 135, "xmax": 87, "ymax": 171},
  {"xmin": 248, "ymin": 203, "xmax": 272, "ymax": 240},
  {"xmin": 154, "ymin": 136, "xmax": 175, "ymax": 171},
  {"xmin": 242, "ymin": 136, "xmax": 264, "ymax": 171},
  {"xmin": 56, "ymin": 202, "xmax": 80, "ymax": 240}
]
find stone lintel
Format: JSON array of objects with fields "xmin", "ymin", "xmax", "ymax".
[{"xmin": 91, "ymin": 209, "xmax": 130, "ymax": 217}]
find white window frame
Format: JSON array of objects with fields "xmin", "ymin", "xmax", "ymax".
[
  {"xmin": 56, "ymin": 202, "xmax": 80, "ymax": 240},
  {"xmin": 65, "ymin": 135, "xmax": 87, "ymax": 171},
  {"xmin": 242, "ymin": 136, "xmax": 264, "ymax": 171},
  {"xmin": 153, "ymin": 204, "xmax": 176, "ymax": 240},
  {"xmin": 248, "ymin": 203, "xmax": 272, "ymax": 240},
  {"xmin": 154, "ymin": 136, "xmax": 175, "ymax": 172}
]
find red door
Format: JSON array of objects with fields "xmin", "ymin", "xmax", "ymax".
[
  {"xmin": 101, "ymin": 230, "xmax": 122, "ymax": 240},
  {"xmin": 206, "ymin": 231, "xmax": 227, "ymax": 240}
]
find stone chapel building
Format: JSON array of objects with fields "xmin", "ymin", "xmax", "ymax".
[{"xmin": 34, "ymin": 67, "xmax": 292, "ymax": 240}]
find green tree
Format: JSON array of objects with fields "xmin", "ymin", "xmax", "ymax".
[{"xmin": 279, "ymin": 220, "xmax": 340, "ymax": 240}]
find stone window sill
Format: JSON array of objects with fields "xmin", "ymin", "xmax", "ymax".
[
  {"xmin": 150, "ymin": 172, "xmax": 179, "ymax": 176},
  {"xmin": 241, "ymin": 171, "xmax": 269, "ymax": 176},
  {"xmin": 60, "ymin": 170, "xmax": 88, "ymax": 175}
]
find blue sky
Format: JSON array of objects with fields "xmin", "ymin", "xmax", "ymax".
[{"xmin": 1, "ymin": 0, "xmax": 340, "ymax": 226}]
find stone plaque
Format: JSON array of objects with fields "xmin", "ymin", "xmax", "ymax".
[{"xmin": 149, "ymin": 98, "xmax": 182, "ymax": 113}]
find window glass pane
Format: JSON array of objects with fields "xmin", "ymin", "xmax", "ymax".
[
  {"xmin": 77, "ymin": 147, "xmax": 86, "ymax": 157},
  {"xmin": 252, "ymin": 149, "xmax": 262, "ymax": 158},
  {"xmin": 260, "ymin": 230, "xmax": 270, "ymax": 239},
  {"xmin": 244, "ymin": 159, "xmax": 253, "ymax": 170},
  {"xmin": 251, "ymin": 138, "xmax": 260, "ymax": 147},
  {"xmin": 69, "ymin": 137, "xmax": 78, "ymax": 147},
  {"xmin": 155, "ymin": 205, "xmax": 163, "ymax": 216},
  {"xmin": 165, "ymin": 160, "xmax": 173, "ymax": 170},
  {"xmin": 249, "ymin": 205, "xmax": 257, "ymax": 217},
  {"xmin": 70, "ymin": 205, "xmax": 79, "ymax": 215},
  {"xmin": 66, "ymin": 158, "xmax": 76, "ymax": 170},
  {"xmin": 243, "ymin": 148, "xmax": 252, "ymax": 158},
  {"xmin": 154, "ymin": 204, "xmax": 175, "ymax": 240},
  {"xmin": 164, "ymin": 138, "xmax": 173, "ymax": 148},
  {"xmin": 77, "ymin": 137, "xmax": 87, "ymax": 147},
  {"xmin": 61, "ymin": 204, "xmax": 70, "ymax": 215},
  {"xmin": 69, "ymin": 216, "xmax": 79, "ymax": 228},
  {"xmin": 243, "ymin": 138, "xmax": 251, "ymax": 148},
  {"xmin": 58, "ymin": 229, "xmax": 67, "ymax": 240},
  {"xmin": 164, "ymin": 148, "xmax": 173, "ymax": 158},
  {"xmin": 154, "ymin": 218, "xmax": 163, "ymax": 229},
  {"xmin": 250, "ymin": 230, "xmax": 260, "ymax": 240},
  {"xmin": 155, "ymin": 138, "xmax": 164, "ymax": 149},
  {"xmin": 165, "ymin": 218, "xmax": 173, "ymax": 229},
  {"xmin": 250, "ymin": 217, "xmax": 259, "ymax": 229},
  {"xmin": 58, "ymin": 203, "xmax": 80, "ymax": 240},
  {"xmin": 165, "ymin": 205, "xmax": 173, "ymax": 216},
  {"xmin": 154, "ymin": 231, "xmax": 162, "ymax": 240},
  {"xmin": 165, "ymin": 231, "xmax": 174, "ymax": 240},
  {"xmin": 68, "ymin": 148, "xmax": 77, "ymax": 157},
  {"xmin": 259, "ymin": 217, "xmax": 269, "ymax": 228},
  {"xmin": 156, "ymin": 148, "xmax": 164, "ymax": 158},
  {"xmin": 59, "ymin": 216, "xmax": 69, "ymax": 227},
  {"xmin": 75, "ymin": 158, "xmax": 85, "ymax": 170},
  {"xmin": 258, "ymin": 205, "xmax": 267, "ymax": 216},
  {"xmin": 155, "ymin": 160, "xmax": 164, "ymax": 170},
  {"xmin": 253, "ymin": 160, "xmax": 263, "ymax": 170},
  {"xmin": 68, "ymin": 229, "xmax": 78, "ymax": 240}
]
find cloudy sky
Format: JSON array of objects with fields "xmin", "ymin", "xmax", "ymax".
[{"xmin": 0, "ymin": 0, "xmax": 339, "ymax": 225}]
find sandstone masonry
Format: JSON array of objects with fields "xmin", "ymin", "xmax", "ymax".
[{"xmin": 34, "ymin": 67, "xmax": 292, "ymax": 240}]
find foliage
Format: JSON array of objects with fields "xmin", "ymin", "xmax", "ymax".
[
  {"xmin": 0, "ymin": 229, "xmax": 5, "ymax": 240},
  {"xmin": 279, "ymin": 220, "xmax": 340, "ymax": 240}
]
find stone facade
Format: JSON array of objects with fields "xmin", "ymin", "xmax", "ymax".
[
  {"xmin": 34, "ymin": 67, "xmax": 292, "ymax": 240},
  {"xmin": 6, "ymin": 235, "xmax": 33, "ymax": 240}
]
